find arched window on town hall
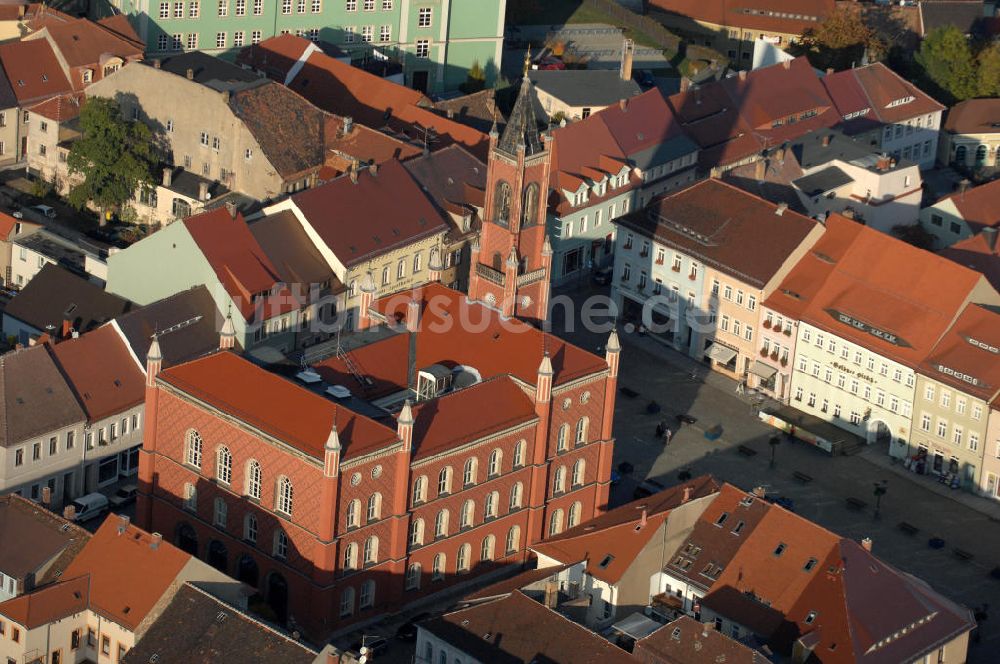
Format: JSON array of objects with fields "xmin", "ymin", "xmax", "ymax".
[
  {"xmin": 216, "ymin": 446, "xmax": 232, "ymax": 485},
  {"xmin": 521, "ymin": 182, "xmax": 539, "ymax": 227},
  {"xmin": 494, "ymin": 180, "xmax": 512, "ymax": 226},
  {"xmin": 550, "ymin": 508, "xmax": 565, "ymax": 536},
  {"xmin": 275, "ymin": 476, "xmax": 293, "ymax": 516},
  {"xmin": 245, "ymin": 459, "xmax": 262, "ymax": 500},
  {"xmin": 410, "ymin": 518, "xmax": 425, "ymax": 547},
  {"xmin": 185, "ymin": 430, "xmax": 203, "ymax": 468}
]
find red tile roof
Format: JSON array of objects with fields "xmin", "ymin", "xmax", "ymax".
[
  {"xmin": 28, "ymin": 93, "xmax": 82, "ymax": 122},
  {"xmin": 789, "ymin": 214, "xmax": 989, "ymax": 367},
  {"xmin": 50, "ymin": 324, "xmax": 144, "ymax": 422},
  {"xmin": 181, "ymin": 208, "xmax": 281, "ymax": 321},
  {"xmin": 0, "ymin": 38, "xmax": 72, "ymax": 104},
  {"xmin": 943, "ymin": 98, "xmax": 1000, "ymax": 135},
  {"xmin": 939, "ymin": 231, "xmax": 1000, "ymax": 293},
  {"xmin": 423, "ymin": 591, "xmax": 638, "ymax": 664},
  {"xmin": 237, "ymin": 35, "xmax": 488, "ymax": 157},
  {"xmin": 30, "ymin": 16, "xmax": 143, "ymax": 70},
  {"xmin": 410, "ymin": 376, "xmax": 536, "ymax": 461},
  {"xmin": 763, "ymin": 213, "xmax": 865, "ymax": 318},
  {"xmin": 531, "ymin": 476, "xmax": 721, "ymax": 585},
  {"xmin": 617, "ymin": 179, "xmax": 821, "ymax": 288},
  {"xmin": 62, "ymin": 519, "xmax": 191, "ymax": 631},
  {"xmin": 159, "ymin": 351, "xmax": 399, "ymax": 461},
  {"xmin": 635, "ymin": 616, "xmax": 765, "ymax": 664},
  {"xmin": 823, "ymin": 63, "xmax": 945, "ymax": 132},
  {"xmin": 919, "ymin": 304, "xmax": 1000, "ymax": 402},
  {"xmin": 324, "ymin": 115, "xmax": 423, "ymax": 175},
  {"xmin": 937, "ymin": 178, "xmax": 1000, "ymax": 234},
  {"xmin": 0, "ymin": 575, "xmax": 89, "ymax": 629},
  {"xmin": 361, "ymin": 283, "xmax": 609, "ymax": 388},
  {"xmin": 289, "ymin": 158, "xmax": 449, "ymax": 267},
  {"xmin": 649, "ymin": 0, "xmax": 834, "ymax": 34},
  {"xmin": 0, "ymin": 211, "xmax": 20, "ymax": 241}
]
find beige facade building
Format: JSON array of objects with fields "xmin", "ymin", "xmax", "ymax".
[
  {"xmin": 911, "ymin": 304, "xmax": 1000, "ymax": 495},
  {"xmin": 84, "ymin": 52, "xmax": 329, "ymax": 212}
]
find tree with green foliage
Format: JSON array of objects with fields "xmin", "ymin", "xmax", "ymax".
[
  {"xmin": 976, "ymin": 41, "xmax": 1000, "ymax": 97},
  {"xmin": 915, "ymin": 26, "xmax": 977, "ymax": 103},
  {"xmin": 798, "ymin": 7, "xmax": 884, "ymax": 71},
  {"xmin": 67, "ymin": 97, "xmax": 156, "ymax": 225},
  {"xmin": 462, "ymin": 60, "xmax": 486, "ymax": 94}
]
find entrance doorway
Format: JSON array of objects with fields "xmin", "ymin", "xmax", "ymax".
[
  {"xmin": 175, "ymin": 523, "xmax": 198, "ymax": 556},
  {"xmin": 412, "ymin": 70, "xmax": 429, "ymax": 93},
  {"xmin": 266, "ymin": 572, "xmax": 289, "ymax": 624}
]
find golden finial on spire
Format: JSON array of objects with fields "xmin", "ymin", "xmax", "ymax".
[{"xmin": 523, "ymin": 47, "xmax": 532, "ymax": 77}]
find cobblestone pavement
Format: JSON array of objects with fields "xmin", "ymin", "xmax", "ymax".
[{"xmin": 549, "ymin": 284, "xmax": 1000, "ymax": 660}]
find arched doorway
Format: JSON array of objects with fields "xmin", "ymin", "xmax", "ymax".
[
  {"xmin": 175, "ymin": 523, "xmax": 198, "ymax": 556},
  {"xmin": 868, "ymin": 420, "xmax": 892, "ymax": 447},
  {"xmin": 207, "ymin": 540, "xmax": 228, "ymax": 573},
  {"xmin": 236, "ymin": 554, "xmax": 259, "ymax": 588},
  {"xmin": 266, "ymin": 572, "xmax": 289, "ymax": 624}
]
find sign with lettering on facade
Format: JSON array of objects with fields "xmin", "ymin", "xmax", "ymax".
[{"xmin": 825, "ymin": 309, "xmax": 911, "ymax": 348}]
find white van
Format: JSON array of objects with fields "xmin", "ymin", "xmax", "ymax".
[{"xmin": 70, "ymin": 493, "xmax": 109, "ymax": 522}]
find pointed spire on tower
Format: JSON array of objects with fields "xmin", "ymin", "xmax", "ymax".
[
  {"xmin": 607, "ymin": 328, "xmax": 621, "ymax": 353},
  {"xmin": 219, "ymin": 311, "xmax": 236, "ymax": 350},
  {"xmin": 147, "ymin": 333, "xmax": 162, "ymax": 362},
  {"xmin": 399, "ymin": 399, "xmax": 414, "ymax": 425},
  {"xmin": 498, "ymin": 49, "xmax": 542, "ymax": 156},
  {"xmin": 326, "ymin": 422, "xmax": 341, "ymax": 451},
  {"xmin": 538, "ymin": 351, "xmax": 553, "ymax": 376},
  {"xmin": 542, "ymin": 234, "xmax": 553, "ymax": 257}
]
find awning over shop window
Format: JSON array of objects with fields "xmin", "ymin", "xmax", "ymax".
[
  {"xmin": 750, "ymin": 360, "xmax": 778, "ymax": 380},
  {"xmin": 705, "ymin": 343, "xmax": 738, "ymax": 365}
]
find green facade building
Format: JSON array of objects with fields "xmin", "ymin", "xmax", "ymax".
[{"xmin": 101, "ymin": 0, "xmax": 505, "ymax": 93}]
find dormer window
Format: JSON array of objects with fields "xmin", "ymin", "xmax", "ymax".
[{"xmin": 82, "ymin": 69, "xmax": 93, "ymax": 84}]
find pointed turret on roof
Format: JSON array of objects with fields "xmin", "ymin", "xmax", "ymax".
[{"xmin": 497, "ymin": 51, "xmax": 542, "ymax": 157}]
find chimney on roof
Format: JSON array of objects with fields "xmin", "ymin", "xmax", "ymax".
[
  {"xmin": 150, "ymin": 532, "xmax": 162, "ymax": 550},
  {"xmin": 349, "ymin": 162, "xmax": 359, "ymax": 184},
  {"xmin": 619, "ymin": 98, "xmax": 627, "ymax": 112},
  {"xmin": 342, "ymin": 116, "xmax": 353, "ymax": 135},
  {"xmin": 225, "ymin": 200, "xmax": 237, "ymax": 219},
  {"xmin": 841, "ymin": 207, "xmax": 855, "ymax": 220},
  {"xmin": 981, "ymin": 226, "xmax": 998, "ymax": 253},
  {"xmin": 446, "ymin": 108, "xmax": 454, "ymax": 119},
  {"xmin": 369, "ymin": 162, "xmax": 379, "ymax": 176},
  {"xmin": 63, "ymin": 504, "xmax": 76, "ymax": 521},
  {"xmin": 117, "ymin": 514, "xmax": 130, "ymax": 535},
  {"xmin": 738, "ymin": 69, "xmax": 747, "ymax": 81},
  {"xmin": 821, "ymin": 134, "xmax": 832, "ymax": 147},
  {"xmin": 198, "ymin": 180, "xmax": 210, "ymax": 202},
  {"xmin": 152, "ymin": 59, "xmax": 161, "ymax": 69},
  {"xmin": 776, "ymin": 202, "xmax": 788, "ymax": 216},
  {"xmin": 826, "ymin": 68, "xmax": 833, "ymax": 76},
  {"xmin": 186, "ymin": 68, "xmax": 194, "ymax": 80},
  {"xmin": 221, "ymin": 89, "xmax": 230, "ymax": 104},
  {"xmin": 544, "ymin": 581, "xmax": 558, "ymax": 609},
  {"xmin": 958, "ymin": 178, "xmax": 971, "ymax": 194},
  {"xmin": 782, "ymin": 60, "xmax": 791, "ymax": 69},
  {"xmin": 752, "ymin": 486, "xmax": 766, "ymax": 497},
  {"xmin": 640, "ymin": 508, "xmax": 647, "ymax": 528},
  {"xmin": 620, "ymin": 38, "xmax": 635, "ymax": 82},
  {"xmin": 679, "ymin": 77, "xmax": 691, "ymax": 92},
  {"xmin": 754, "ymin": 158, "xmax": 766, "ymax": 181},
  {"xmin": 41, "ymin": 486, "xmax": 51, "ymax": 505},
  {"xmin": 861, "ymin": 537, "xmax": 873, "ymax": 552},
  {"xmin": 162, "ymin": 167, "xmax": 174, "ymax": 187},
  {"xmin": 682, "ymin": 486, "xmax": 692, "ymax": 503}
]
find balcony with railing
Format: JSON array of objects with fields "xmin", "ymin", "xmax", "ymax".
[
  {"xmin": 517, "ymin": 268, "xmax": 547, "ymax": 286},
  {"xmin": 475, "ymin": 263, "xmax": 505, "ymax": 286}
]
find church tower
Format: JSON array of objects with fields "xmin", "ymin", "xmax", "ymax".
[{"xmin": 468, "ymin": 56, "xmax": 553, "ymax": 323}]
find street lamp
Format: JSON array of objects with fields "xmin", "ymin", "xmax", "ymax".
[
  {"xmin": 768, "ymin": 434, "xmax": 780, "ymax": 469},
  {"xmin": 873, "ymin": 481, "xmax": 888, "ymax": 519}
]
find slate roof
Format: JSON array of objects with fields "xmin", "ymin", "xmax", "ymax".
[
  {"xmin": 157, "ymin": 51, "xmax": 261, "ymax": 89},
  {"xmin": 4, "ymin": 264, "xmax": 132, "ymax": 335},
  {"xmin": 121, "ymin": 584, "xmax": 318, "ymax": 664},
  {"xmin": 421, "ymin": 591, "xmax": 638, "ymax": 664},
  {"xmin": 615, "ymin": 179, "xmax": 821, "ymax": 288},
  {"xmin": 0, "ymin": 344, "xmax": 86, "ymax": 448},
  {"xmin": 0, "ymin": 493, "xmax": 90, "ymax": 584},
  {"xmin": 229, "ymin": 81, "xmax": 327, "ymax": 179},
  {"xmin": 649, "ymin": 0, "xmax": 834, "ymax": 35},
  {"xmin": 0, "ymin": 63, "xmax": 18, "ymax": 110},
  {"xmin": 498, "ymin": 73, "xmax": 543, "ymax": 157},
  {"xmin": 529, "ymin": 69, "xmax": 641, "ymax": 107},
  {"xmin": 111, "ymin": 286, "xmax": 224, "ymax": 371},
  {"xmin": 919, "ymin": 0, "xmax": 987, "ymax": 35},
  {"xmin": 432, "ymin": 88, "xmax": 500, "ymax": 134},
  {"xmin": 401, "ymin": 144, "xmax": 487, "ymax": 238}
]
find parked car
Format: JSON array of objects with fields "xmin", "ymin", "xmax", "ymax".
[
  {"xmin": 109, "ymin": 484, "xmax": 138, "ymax": 508},
  {"xmin": 633, "ymin": 478, "xmax": 667, "ymax": 500},
  {"xmin": 351, "ymin": 636, "xmax": 388, "ymax": 658},
  {"xmin": 69, "ymin": 493, "xmax": 109, "ymax": 522},
  {"xmin": 635, "ymin": 69, "xmax": 656, "ymax": 88},
  {"xmin": 31, "ymin": 205, "xmax": 57, "ymax": 219},
  {"xmin": 395, "ymin": 612, "xmax": 432, "ymax": 641}
]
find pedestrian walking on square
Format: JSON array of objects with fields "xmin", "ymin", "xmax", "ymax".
[{"xmin": 664, "ymin": 428, "xmax": 673, "ymax": 445}]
